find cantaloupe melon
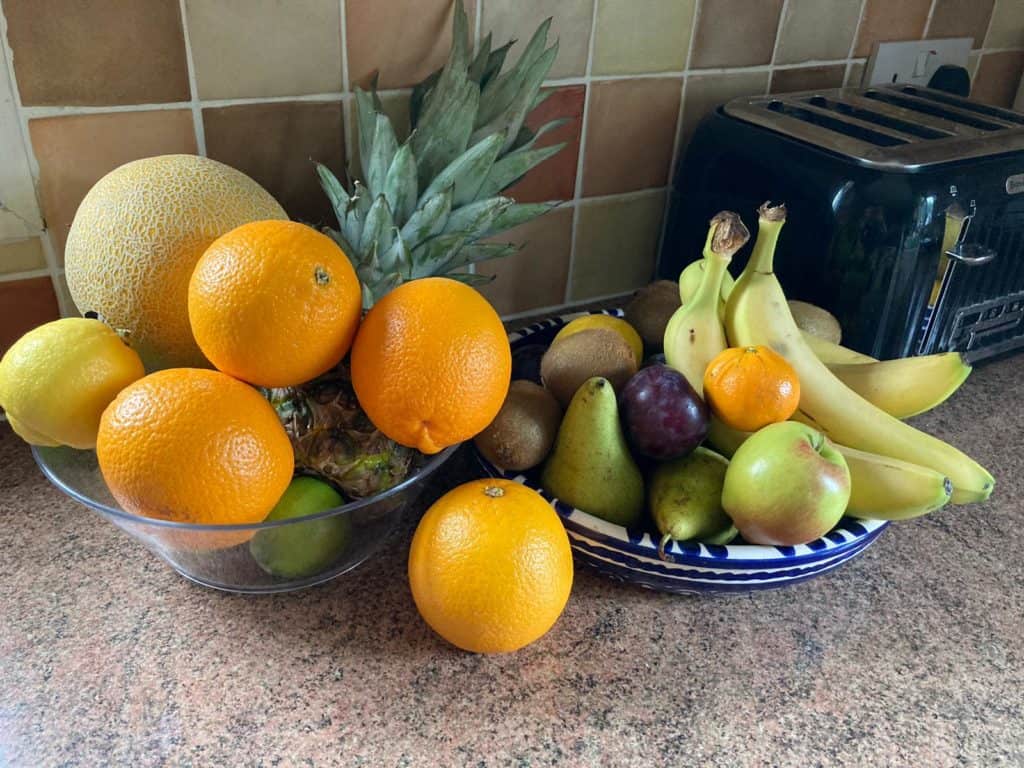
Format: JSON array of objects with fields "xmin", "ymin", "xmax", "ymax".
[{"xmin": 64, "ymin": 154, "xmax": 287, "ymax": 370}]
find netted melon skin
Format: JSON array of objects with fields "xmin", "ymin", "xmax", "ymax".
[{"xmin": 65, "ymin": 154, "xmax": 287, "ymax": 370}]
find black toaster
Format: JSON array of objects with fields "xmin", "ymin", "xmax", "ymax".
[{"xmin": 660, "ymin": 84, "xmax": 1024, "ymax": 363}]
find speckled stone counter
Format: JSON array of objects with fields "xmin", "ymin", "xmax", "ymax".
[{"xmin": 1, "ymin": 353, "xmax": 1022, "ymax": 767}]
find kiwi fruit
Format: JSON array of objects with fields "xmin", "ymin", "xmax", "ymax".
[
  {"xmin": 788, "ymin": 300, "xmax": 842, "ymax": 344},
  {"xmin": 624, "ymin": 280, "xmax": 681, "ymax": 349},
  {"xmin": 474, "ymin": 381, "xmax": 562, "ymax": 472},
  {"xmin": 540, "ymin": 328, "xmax": 638, "ymax": 407}
]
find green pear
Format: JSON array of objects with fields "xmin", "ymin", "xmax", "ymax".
[
  {"xmin": 649, "ymin": 446, "xmax": 736, "ymax": 556},
  {"xmin": 541, "ymin": 377, "xmax": 644, "ymax": 527}
]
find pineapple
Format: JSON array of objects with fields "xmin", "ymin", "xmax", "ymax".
[{"xmin": 269, "ymin": 0, "xmax": 566, "ymax": 497}]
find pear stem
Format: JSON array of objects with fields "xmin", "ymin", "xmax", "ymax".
[{"xmin": 658, "ymin": 533, "xmax": 673, "ymax": 561}]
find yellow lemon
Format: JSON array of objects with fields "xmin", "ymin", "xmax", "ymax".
[
  {"xmin": 554, "ymin": 315, "xmax": 644, "ymax": 367},
  {"xmin": 0, "ymin": 318, "xmax": 145, "ymax": 448}
]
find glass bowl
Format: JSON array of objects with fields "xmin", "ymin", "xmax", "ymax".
[{"xmin": 33, "ymin": 443, "xmax": 458, "ymax": 594}]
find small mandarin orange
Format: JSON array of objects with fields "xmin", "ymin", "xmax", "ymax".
[{"xmin": 703, "ymin": 345, "xmax": 801, "ymax": 432}]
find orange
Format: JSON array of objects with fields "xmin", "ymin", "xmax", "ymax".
[
  {"xmin": 188, "ymin": 220, "xmax": 362, "ymax": 388},
  {"xmin": 408, "ymin": 479, "xmax": 573, "ymax": 653},
  {"xmin": 350, "ymin": 277, "xmax": 511, "ymax": 454},
  {"xmin": 96, "ymin": 369, "xmax": 293, "ymax": 535},
  {"xmin": 703, "ymin": 345, "xmax": 801, "ymax": 432}
]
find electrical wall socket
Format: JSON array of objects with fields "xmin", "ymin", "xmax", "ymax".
[{"xmin": 864, "ymin": 38, "xmax": 972, "ymax": 87}]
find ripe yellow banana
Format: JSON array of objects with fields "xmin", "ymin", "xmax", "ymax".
[
  {"xmin": 802, "ymin": 333, "xmax": 877, "ymax": 364},
  {"xmin": 724, "ymin": 202, "xmax": 993, "ymax": 504},
  {"xmin": 664, "ymin": 211, "xmax": 749, "ymax": 395},
  {"xmin": 827, "ymin": 352, "xmax": 971, "ymax": 419},
  {"xmin": 707, "ymin": 416, "xmax": 952, "ymax": 520}
]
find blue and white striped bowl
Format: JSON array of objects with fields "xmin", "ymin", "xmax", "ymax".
[{"xmin": 478, "ymin": 309, "xmax": 889, "ymax": 594}]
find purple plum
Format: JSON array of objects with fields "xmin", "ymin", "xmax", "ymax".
[{"xmin": 620, "ymin": 364, "xmax": 709, "ymax": 460}]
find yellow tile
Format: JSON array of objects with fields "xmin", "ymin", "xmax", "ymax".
[
  {"xmin": 185, "ymin": 0, "xmax": 343, "ymax": 99},
  {"xmin": 571, "ymin": 191, "xmax": 666, "ymax": 301},
  {"xmin": 984, "ymin": 0, "xmax": 1024, "ymax": 48},
  {"xmin": 482, "ymin": 0, "xmax": 593, "ymax": 79},
  {"xmin": 592, "ymin": 0, "xmax": 694, "ymax": 76},
  {"xmin": 0, "ymin": 238, "xmax": 46, "ymax": 275}
]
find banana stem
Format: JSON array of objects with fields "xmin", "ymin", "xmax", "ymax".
[
  {"xmin": 708, "ymin": 211, "xmax": 750, "ymax": 259},
  {"xmin": 747, "ymin": 202, "xmax": 787, "ymax": 274}
]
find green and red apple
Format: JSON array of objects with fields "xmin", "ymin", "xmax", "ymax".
[{"xmin": 721, "ymin": 422, "xmax": 850, "ymax": 545}]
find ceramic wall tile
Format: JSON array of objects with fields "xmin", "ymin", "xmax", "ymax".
[
  {"xmin": 482, "ymin": 0, "xmax": 593, "ymax": 79},
  {"xmin": 973, "ymin": 51, "xmax": 1024, "ymax": 107},
  {"xmin": 0, "ymin": 277, "xmax": 60, "ymax": 352},
  {"xmin": 985, "ymin": 0, "xmax": 1024, "ymax": 48},
  {"xmin": 592, "ymin": 0, "xmax": 696, "ymax": 75},
  {"xmin": 775, "ymin": 0, "xmax": 862, "ymax": 65},
  {"xmin": 505, "ymin": 86, "xmax": 584, "ymax": 204},
  {"xmin": 855, "ymin": 0, "xmax": 931, "ymax": 57},
  {"xmin": 679, "ymin": 71, "xmax": 769, "ymax": 147},
  {"xmin": 690, "ymin": 0, "xmax": 784, "ymax": 69},
  {"xmin": 3, "ymin": 0, "xmax": 190, "ymax": 106},
  {"xmin": 927, "ymin": 0, "xmax": 996, "ymax": 48},
  {"xmin": 770, "ymin": 65, "xmax": 846, "ymax": 94},
  {"xmin": 0, "ymin": 238, "xmax": 46, "ymax": 275}
]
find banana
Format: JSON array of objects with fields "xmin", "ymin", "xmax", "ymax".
[
  {"xmin": 827, "ymin": 352, "xmax": 971, "ymax": 419},
  {"xmin": 680, "ymin": 259, "xmax": 875, "ymax": 364},
  {"xmin": 707, "ymin": 416, "xmax": 952, "ymax": 520},
  {"xmin": 724, "ymin": 202, "xmax": 993, "ymax": 504},
  {"xmin": 664, "ymin": 211, "xmax": 749, "ymax": 395},
  {"xmin": 802, "ymin": 333, "xmax": 877, "ymax": 365}
]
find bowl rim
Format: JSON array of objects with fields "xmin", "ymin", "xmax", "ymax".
[
  {"xmin": 500, "ymin": 307, "xmax": 889, "ymax": 564},
  {"xmin": 32, "ymin": 441, "xmax": 459, "ymax": 532}
]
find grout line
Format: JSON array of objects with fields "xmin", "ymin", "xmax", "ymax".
[
  {"xmin": 846, "ymin": 0, "xmax": 870, "ymax": 84},
  {"xmin": 770, "ymin": 0, "xmax": 792, "ymax": 68},
  {"xmin": 981, "ymin": 0, "xmax": 1000, "ymax": 50},
  {"xmin": 922, "ymin": 0, "xmax": 939, "ymax": 38},
  {"xmin": 339, "ymin": 0, "xmax": 353, "ymax": 168},
  {"xmin": 177, "ymin": 0, "xmax": 205, "ymax": 154},
  {"xmin": 564, "ymin": 0, "xmax": 600, "ymax": 304}
]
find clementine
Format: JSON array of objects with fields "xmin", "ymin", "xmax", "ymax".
[
  {"xmin": 408, "ymin": 479, "xmax": 573, "ymax": 653},
  {"xmin": 188, "ymin": 220, "xmax": 362, "ymax": 388},
  {"xmin": 96, "ymin": 368, "xmax": 293, "ymax": 533},
  {"xmin": 350, "ymin": 277, "xmax": 511, "ymax": 454},
  {"xmin": 703, "ymin": 345, "xmax": 801, "ymax": 432}
]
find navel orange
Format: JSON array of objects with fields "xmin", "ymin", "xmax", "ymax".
[
  {"xmin": 703, "ymin": 345, "xmax": 801, "ymax": 432},
  {"xmin": 350, "ymin": 277, "xmax": 511, "ymax": 454},
  {"xmin": 96, "ymin": 368, "xmax": 293, "ymax": 532},
  {"xmin": 188, "ymin": 220, "xmax": 362, "ymax": 388},
  {"xmin": 408, "ymin": 479, "xmax": 573, "ymax": 653}
]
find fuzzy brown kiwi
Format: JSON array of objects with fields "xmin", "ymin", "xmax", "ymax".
[
  {"xmin": 624, "ymin": 281, "xmax": 681, "ymax": 349},
  {"xmin": 540, "ymin": 328, "xmax": 638, "ymax": 407},
  {"xmin": 474, "ymin": 380, "xmax": 563, "ymax": 471}
]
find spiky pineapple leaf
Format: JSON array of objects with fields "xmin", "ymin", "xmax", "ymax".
[
  {"xmin": 400, "ymin": 189, "xmax": 452, "ymax": 249},
  {"xmin": 410, "ymin": 233, "xmax": 469, "ymax": 278},
  {"xmin": 477, "ymin": 17, "xmax": 552, "ymax": 127},
  {"xmin": 442, "ymin": 197, "xmax": 512, "ymax": 235},
  {"xmin": 472, "ymin": 41, "xmax": 558, "ymax": 152},
  {"xmin": 486, "ymin": 202, "xmax": 556, "ymax": 236},
  {"xmin": 367, "ymin": 113, "xmax": 398, "ymax": 193},
  {"xmin": 323, "ymin": 227, "xmax": 358, "ymax": 264},
  {"xmin": 480, "ymin": 40, "xmax": 515, "ymax": 90},
  {"xmin": 420, "ymin": 132, "xmax": 504, "ymax": 207},
  {"xmin": 411, "ymin": 80, "xmax": 479, "ymax": 187},
  {"xmin": 354, "ymin": 89, "xmax": 378, "ymax": 181},
  {"xmin": 383, "ymin": 143, "xmax": 417, "ymax": 227},
  {"xmin": 410, "ymin": 70, "xmax": 441, "ymax": 126},
  {"xmin": 468, "ymin": 32, "xmax": 493, "ymax": 85},
  {"xmin": 477, "ymin": 142, "xmax": 565, "ymax": 198},
  {"xmin": 316, "ymin": 163, "xmax": 351, "ymax": 226},
  {"xmin": 359, "ymin": 196, "xmax": 395, "ymax": 257},
  {"xmin": 447, "ymin": 242, "xmax": 520, "ymax": 269},
  {"xmin": 381, "ymin": 231, "xmax": 411, "ymax": 277},
  {"xmin": 529, "ymin": 88, "xmax": 554, "ymax": 114},
  {"xmin": 445, "ymin": 271, "xmax": 496, "ymax": 287}
]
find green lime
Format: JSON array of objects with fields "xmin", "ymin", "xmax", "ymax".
[{"xmin": 250, "ymin": 477, "xmax": 351, "ymax": 579}]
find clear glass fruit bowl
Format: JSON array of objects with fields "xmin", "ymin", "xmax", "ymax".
[{"xmin": 33, "ymin": 443, "xmax": 458, "ymax": 594}]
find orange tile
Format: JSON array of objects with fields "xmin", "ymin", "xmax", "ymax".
[
  {"xmin": 28, "ymin": 111, "xmax": 197, "ymax": 261},
  {"xmin": 690, "ymin": 0, "xmax": 784, "ymax": 69},
  {"xmin": 972, "ymin": 51, "xmax": 1024, "ymax": 108},
  {"xmin": 770, "ymin": 66, "xmax": 846, "ymax": 95},
  {"xmin": 204, "ymin": 102, "xmax": 345, "ymax": 229},
  {"xmin": 927, "ymin": 0, "xmax": 995, "ymax": 47},
  {"xmin": 582, "ymin": 79, "xmax": 682, "ymax": 198},
  {"xmin": 0, "ymin": 277, "xmax": 60, "ymax": 352},
  {"xmin": 855, "ymin": 0, "xmax": 931, "ymax": 57},
  {"xmin": 3, "ymin": 0, "xmax": 190, "ymax": 106},
  {"xmin": 346, "ymin": 0, "xmax": 477, "ymax": 89},
  {"xmin": 477, "ymin": 207, "xmax": 573, "ymax": 315},
  {"xmin": 504, "ymin": 86, "xmax": 584, "ymax": 204}
]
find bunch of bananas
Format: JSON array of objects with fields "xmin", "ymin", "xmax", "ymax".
[{"xmin": 665, "ymin": 203, "xmax": 993, "ymax": 521}]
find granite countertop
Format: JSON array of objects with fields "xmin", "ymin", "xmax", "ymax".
[{"xmin": 1, "ymin": 352, "xmax": 1022, "ymax": 767}]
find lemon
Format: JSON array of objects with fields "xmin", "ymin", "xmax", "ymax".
[
  {"xmin": 554, "ymin": 315, "xmax": 644, "ymax": 367},
  {"xmin": 0, "ymin": 318, "xmax": 145, "ymax": 448}
]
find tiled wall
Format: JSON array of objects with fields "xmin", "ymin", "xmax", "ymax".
[{"xmin": 1, "ymin": 0, "xmax": 1024, "ymax": 349}]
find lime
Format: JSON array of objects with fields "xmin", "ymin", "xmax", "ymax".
[{"xmin": 250, "ymin": 477, "xmax": 350, "ymax": 578}]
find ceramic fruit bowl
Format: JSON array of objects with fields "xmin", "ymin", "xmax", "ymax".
[
  {"xmin": 34, "ymin": 443, "xmax": 457, "ymax": 594},
  {"xmin": 477, "ymin": 309, "xmax": 889, "ymax": 594}
]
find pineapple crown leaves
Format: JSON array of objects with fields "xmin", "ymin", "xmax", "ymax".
[{"xmin": 315, "ymin": 0, "xmax": 567, "ymax": 307}]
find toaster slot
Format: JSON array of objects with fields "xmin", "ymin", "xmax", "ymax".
[
  {"xmin": 862, "ymin": 90, "xmax": 1008, "ymax": 131},
  {"xmin": 804, "ymin": 95, "xmax": 952, "ymax": 140},
  {"xmin": 895, "ymin": 86, "xmax": 1024, "ymax": 126},
  {"xmin": 766, "ymin": 100, "xmax": 907, "ymax": 146}
]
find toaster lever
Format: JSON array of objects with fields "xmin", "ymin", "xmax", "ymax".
[{"xmin": 944, "ymin": 200, "xmax": 997, "ymax": 266}]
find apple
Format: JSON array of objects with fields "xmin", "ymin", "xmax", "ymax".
[{"xmin": 721, "ymin": 421, "xmax": 850, "ymax": 546}]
